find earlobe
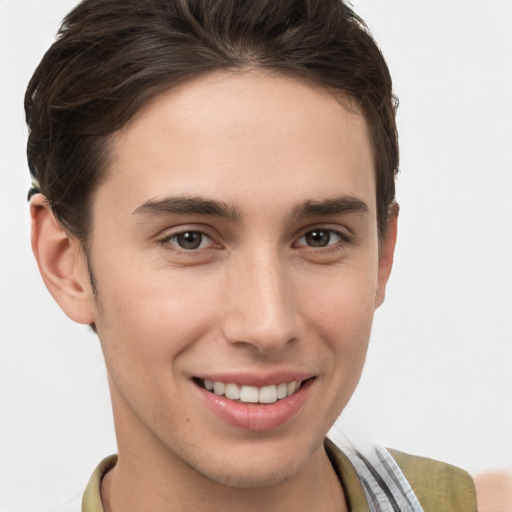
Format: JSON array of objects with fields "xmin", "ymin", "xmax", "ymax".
[
  {"xmin": 30, "ymin": 194, "xmax": 95, "ymax": 325},
  {"xmin": 375, "ymin": 203, "xmax": 399, "ymax": 309}
]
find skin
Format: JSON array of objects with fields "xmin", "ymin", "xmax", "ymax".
[
  {"xmin": 31, "ymin": 71, "xmax": 399, "ymax": 512},
  {"xmin": 474, "ymin": 472, "xmax": 512, "ymax": 512}
]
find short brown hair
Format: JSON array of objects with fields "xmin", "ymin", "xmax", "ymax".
[{"xmin": 26, "ymin": 0, "xmax": 398, "ymax": 243}]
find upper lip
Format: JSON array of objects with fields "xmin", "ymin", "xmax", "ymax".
[{"xmin": 193, "ymin": 371, "xmax": 316, "ymax": 387}]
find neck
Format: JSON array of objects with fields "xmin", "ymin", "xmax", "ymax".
[{"xmin": 102, "ymin": 445, "xmax": 346, "ymax": 512}]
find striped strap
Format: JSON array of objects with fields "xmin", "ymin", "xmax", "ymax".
[{"xmin": 343, "ymin": 444, "xmax": 424, "ymax": 512}]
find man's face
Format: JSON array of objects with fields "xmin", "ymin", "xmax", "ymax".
[{"xmin": 85, "ymin": 71, "xmax": 394, "ymax": 487}]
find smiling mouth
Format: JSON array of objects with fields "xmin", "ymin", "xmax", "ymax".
[{"xmin": 195, "ymin": 378, "xmax": 309, "ymax": 404}]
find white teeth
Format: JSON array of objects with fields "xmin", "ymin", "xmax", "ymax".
[
  {"xmin": 203, "ymin": 379, "xmax": 303, "ymax": 403},
  {"xmin": 225, "ymin": 383, "xmax": 240, "ymax": 400},
  {"xmin": 259, "ymin": 385, "xmax": 278, "ymax": 404},
  {"xmin": 277, "ymin": 382, "xmax": 287, "ymax": 399},
  {"xmin": 240, "ymin": 385, "xmax": 259, "ymax": 403},
  {"xmin": 213, "ymin": 381, "xmax": 225, "ymax": 395}
]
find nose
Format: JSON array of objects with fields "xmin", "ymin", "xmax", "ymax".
[{"xmin": 222, "ymin": 249, "xmax": 298, "ymax": 353}]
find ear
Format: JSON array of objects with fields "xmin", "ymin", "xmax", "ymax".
[
  {"xmin": 30, "ymin": 194, "xmax": 95, "ymax": 324},
  {"xmin": 375, "ymin": 203, "xmax": 399, "ymax": 309}
]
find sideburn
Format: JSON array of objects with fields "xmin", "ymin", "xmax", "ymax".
[{"xmin": 84, "ymin": 246, "xmax": 101, "ymax": 334}]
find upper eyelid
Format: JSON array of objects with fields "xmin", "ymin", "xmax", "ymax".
[
  {"xmin": 300, "ymin": 228, "xmax": 347, "ymax": 237},
  {"xmin": 157, "ymin": 224, "xmax": 218, "ymax": 240},
  {"xmin": 293, "ymin": 223, "xmax": 354, "ymax": 240},
  {"xmin": 156, "ymin": 227, "xmax": 216, "ymax": 249},
  {"xmin": 170, "ymin": 232, "xmax": 214, "ymax": 249},
  {"xmin": 294, "ymin": 228, "xmax": 350, "ymax": 246},
  {"xmin": 158, "ymin": 230, "xmax": 218, "ymax": 255},
  {"xmin": 165, "ymin": 231, "xmax": 213, "ymax": 241}
]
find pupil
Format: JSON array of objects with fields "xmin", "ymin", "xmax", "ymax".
[
  {"xmin": 177, "ymin": 232, "xmax": 202, "ymax": 250},
  {"xmin": 306, "ymin": 230, "xmax": 330, "ymax": 247}
]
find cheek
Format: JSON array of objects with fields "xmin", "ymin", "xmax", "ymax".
[
  {"xmin": 299, "ymin": 264, "xmax": 378, "ymax": 400},
  {"xmin": 92, "ymin": 269, "xmax": 222, "ymax": 425},
  {"xmin": 93, "ymin": 262, "xmax": 223, "ymax": 363},
  {"xmin": 302, "ymin": 263, "xmax": 378, "ymax": 341}
]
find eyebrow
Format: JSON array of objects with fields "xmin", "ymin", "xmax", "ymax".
[
  {"xmin": 292, "ymin": 196, "xmax": 369, "ymax": 218},
  {"xmin": 133, "ymin": 195, "xmax": 241, "ymax": 220},
  {"xmin": 132, "ymin": 194, "xmax": 369, "ymax": 221}
]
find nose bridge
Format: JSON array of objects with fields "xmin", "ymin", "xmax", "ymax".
[{"xmin": 223, "ymin": 245, "xmax": 297, "ymax": 352}]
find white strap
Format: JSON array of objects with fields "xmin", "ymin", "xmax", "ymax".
[{"xmin": 343, "ymin": 443, "xmax": 424, "ymax": 512}]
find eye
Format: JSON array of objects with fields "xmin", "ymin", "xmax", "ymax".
[
  {"xmin": 165, "ymin": 231, "xmax": 213, "ymax": 251},
  {"xmin": 296, "ymin": 229, "xmax": 346, "ymax": 248}
]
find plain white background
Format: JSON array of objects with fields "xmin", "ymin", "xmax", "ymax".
[{"xmin": 1, "ymin": 1, "xmax": 511, "ymax": 510}]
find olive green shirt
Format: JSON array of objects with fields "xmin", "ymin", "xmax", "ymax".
[{"xmin": 81, "ymin": 439, "xmax": 477, "ymax": 511}]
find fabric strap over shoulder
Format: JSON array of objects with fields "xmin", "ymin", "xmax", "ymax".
[{"xmin": 337, "ymin": 440, "xmax": 424, "ymax": 512}]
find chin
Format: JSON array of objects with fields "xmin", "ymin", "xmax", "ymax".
[
  {"xmin": 177, "ymin": 437, "xmax": 312, "ymax": 490},
  {"xmin": 196, "ymin": 459, "xmax": 302, "ymax": 489}
]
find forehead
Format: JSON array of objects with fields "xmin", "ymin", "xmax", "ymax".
[{"xmin": 97, "ymin": 70, "xmax": 376, "ymax": 220}]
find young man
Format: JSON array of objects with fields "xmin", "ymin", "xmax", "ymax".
[{"xmin": 25, "ymin": 0, "xmax": 502, "ymax": 510}]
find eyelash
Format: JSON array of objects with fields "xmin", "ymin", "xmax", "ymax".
[
  {"xmin": 159, "ymin": 230, "xmax": 216, "ymax": 255},
  {"xmin": 294, "ymin": 228, "xmax": 351, "ymax": 252},
  {"xmin": 159, "ymin": 227, "xmax": 352, "ymax": 256}
]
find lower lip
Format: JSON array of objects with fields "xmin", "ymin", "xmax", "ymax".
[{"xmin": 196, "ymin": 379, "xmax": 313, "ymax": 431}]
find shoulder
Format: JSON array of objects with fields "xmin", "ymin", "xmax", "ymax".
[
  {"xmin": 388, "ymin": 448, "xmax": 477, "ymax": 512},
  {"xmin": 390, "ymin": 450, "xmax": 512, "ymax": 512},
  {"xmin": 473, "ymin": 471, "xmax": 512, "ymax": 512}
]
